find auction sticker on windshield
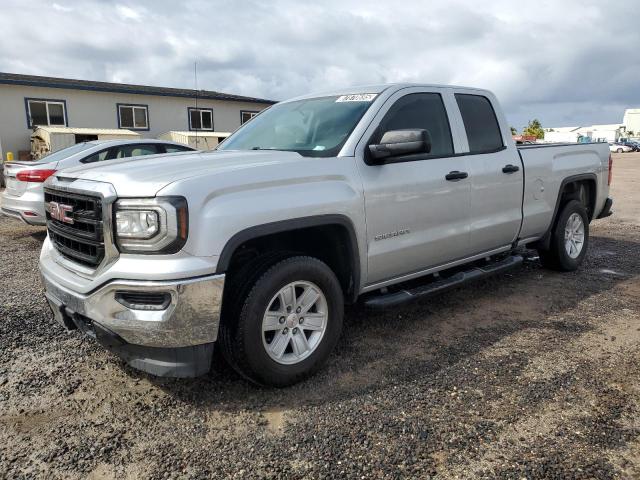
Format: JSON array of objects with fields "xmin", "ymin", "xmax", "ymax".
[{"xmin": 336, "ymin": 94, "xmax": 377, "ymax": 102}]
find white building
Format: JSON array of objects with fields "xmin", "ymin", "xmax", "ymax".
[
  {"xmin": 544, "ymin": 124, "xmax": 625, "ymax": 143},
  {"xmin": 623, "ymin": 109, "xmax": 640, "ymax": 136},
  {"xmin": 0, "ymin": 72, "xmax": 274, "ymax": 160},
  {"xmin": 587, "ymin": 124, "xmax": 626, "ymax": 143},
  {"xmin": 543, "ymin": 126, "xmax": 582, "ymax": 143}
]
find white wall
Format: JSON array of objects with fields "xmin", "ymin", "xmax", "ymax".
[
  {"xmin": 544, "ymin": 131, "xmax": 579, "ymax": 143},
  {"xmin": 590, "ymin": 128, "xmax": 618, "ymax": 143},
  {"xmin": 623, "ymin": 109, "xmax": 640, "ymax": 135},
  {"xmin": 0, "ymin": 84, "xmax": 271, "ymax": 158}
]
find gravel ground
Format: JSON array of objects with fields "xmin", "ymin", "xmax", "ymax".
[{"xmin": 1, "ymin": 154, "xmax": 639, "ymax": 479}]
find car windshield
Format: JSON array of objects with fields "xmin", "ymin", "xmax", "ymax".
[
  {"xmin": 36, "ymin": 142, "xmax": 96, "ymax": 163},
  {"xmin": 218, "ymin": 95, "xmax": 376, "ymax": 157}
]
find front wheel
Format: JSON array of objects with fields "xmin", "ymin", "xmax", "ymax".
[
  {"xmin": 219, "ymin": 256, "xmax": 344, "ymax": 387},
  {"xmin": 538, "ymin": 199, "xmax": 589, "ymax": 271},
  {"xmin": 617, "ymin": 148, "xmax": 623, "ymax": 153}
]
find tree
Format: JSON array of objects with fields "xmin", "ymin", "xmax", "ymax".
[
  {"xmin": 523, "ymin": 119, "xmax": 544, "ymax": 139},
  {"xmin": 510, "ymin": 126, "xmax": 518, "ymax": 135}
]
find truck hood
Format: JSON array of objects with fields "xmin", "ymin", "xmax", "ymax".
[{"xmin": 58, "ymin": 150, "xmax": 306, "ymax": 197}]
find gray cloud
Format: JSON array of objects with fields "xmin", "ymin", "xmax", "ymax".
[{"xmin": 2, "ymin": 0, "xmax": 639, "ymax": 129}]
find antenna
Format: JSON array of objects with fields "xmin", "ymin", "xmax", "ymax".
[{"xmin": 194, "ymin": 61, "xmax": 199, "ymax": 149}]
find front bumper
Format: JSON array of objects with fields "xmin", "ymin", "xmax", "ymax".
[
  {"xmin": 0, "ymin": 189, "xmax": 47, "ymax": 225},
  {"xmin": 41, "ymin": 271, "xmax": 225, "ymax": 377}
]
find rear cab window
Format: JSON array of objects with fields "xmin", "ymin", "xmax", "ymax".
[{"xmin": 455, "ymin": 94, "xmax": 504, "ymax": 154}]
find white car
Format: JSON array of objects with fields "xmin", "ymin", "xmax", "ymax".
[
  {"xmin": 1, "ymin": 139, "xmax": 195, "ymax": 225},
  {"xmin": 609, "ymin": 143, "xmax": 633, "ymax": 153}
]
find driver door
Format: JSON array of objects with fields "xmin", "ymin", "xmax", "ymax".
[{"xmin": 356, "ymin": 89, "xmax": 471, "ymax": 285}]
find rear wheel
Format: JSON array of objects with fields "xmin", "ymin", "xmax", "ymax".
[
  {"xmin": 538, "ymin": 199, "xmax": 589, "ymax": 271},
  {"xmin": 219, "ymin": 256, "xmax": 344, "ymax": 387}
]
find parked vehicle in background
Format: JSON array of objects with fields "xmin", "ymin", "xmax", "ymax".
[
  {"xmin": 39, "ymin": 83, "xmax": 613, "ymax": 387},
  {"xmin": 1, "ymin": 139, "xmax": 195, "ymax": 225},
  {"xmin": 619, "ymin": 140, "xmax": 640, "ymax": 152},
  {"xmin": 609, "ymin": 143, "xmax": 633, "ymax": 153}
]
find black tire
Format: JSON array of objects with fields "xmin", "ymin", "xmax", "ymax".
[
  {"xmin": 617, "ymin": 148, "xmax": 623, "ymax": 153},
  {"xmin": 538, "ymin": 199, "xmax": 589, "ymax": 271},
  {"xmin": 219, "ymin": 256, "xmax": 344, "ymax": 387}
]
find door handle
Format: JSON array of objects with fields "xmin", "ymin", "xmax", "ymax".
[
  {"xmin": 502, "ymin": 164, "xmax": 520, "ymax": 174},
  {"xmin": 445, "ymin": 171, "xmax": 468, "ymax": 181}
]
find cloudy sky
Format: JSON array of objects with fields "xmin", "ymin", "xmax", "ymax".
[{"xmin": 2, "ymin": 0, "xmax": 639, "ymax": 130}]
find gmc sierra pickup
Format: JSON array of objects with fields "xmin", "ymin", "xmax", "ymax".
[{"xmin": 39, "ymin": 84, "xmax": 613, "ymax": 386}]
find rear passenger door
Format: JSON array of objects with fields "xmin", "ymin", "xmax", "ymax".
[
  {"xmin": 453, "ymin": 91, "xmax": 523, "ymax": 253},
  {"xmin": 356, "ymin": 88, "xmax": 472, "ymax": 285}
]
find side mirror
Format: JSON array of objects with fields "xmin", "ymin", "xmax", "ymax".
[{"xmin": 368, "ymin": 129, "xmax": 432, "ymax": 163}]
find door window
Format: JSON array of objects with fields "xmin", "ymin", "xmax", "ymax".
[
  {"xmin": 373, "ymin": 93, "xmax": 454, "ymax": 158},
  {"xmin": 82, "ymin": 149, "xmax": 113, "ymax": 163},
  {"xmin": 164, "ymin": 145, "xmax": 193, "ymax": 153},
  {"xmin": 115, "ymin": 144, "xmax": 160, "ymax": 158},
  {"xmin": 455, "ymin": 94, "xmax": 504, "ymax": 154}
]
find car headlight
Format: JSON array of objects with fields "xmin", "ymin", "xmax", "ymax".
[{"xmin": 114, "ymin": 197, "xmax": 188, "ymax": 254}]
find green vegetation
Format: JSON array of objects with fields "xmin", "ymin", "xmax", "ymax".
[{"xmin": 523, "ymin": 119, "xmax": 544, "ymax": 139}]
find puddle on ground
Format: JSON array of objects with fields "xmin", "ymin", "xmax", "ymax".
[{"xmin": 599, "ymin": 268, "xmax": 628, "ymax": 276}]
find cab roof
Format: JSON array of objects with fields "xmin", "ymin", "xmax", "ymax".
[{"xmin": 283, "ymin": 83, "xmax": 490, "ymax": 103}]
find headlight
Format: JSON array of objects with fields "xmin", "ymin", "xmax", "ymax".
[
  {"xmin": 115, "ymin": 210, "xmax": 159, "ymax": 239},
  {"xmin": 114, "ymin": 197, "xmax": 188, "ymax": 254}
]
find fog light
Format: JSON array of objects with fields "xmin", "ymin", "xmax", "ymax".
[{"xmin": 115, "ymin": 291, "xmax": 171, "ymax": 311}]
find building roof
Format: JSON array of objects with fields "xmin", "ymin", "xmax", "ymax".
[
  {"xmin": 0, "ymin": 72, "xmax": 276, "ymax": 105},
  {"xmin": 590, "ymin": 124, "xmax": 624, "ymax": 130},
  {"xmin": 162, "ymin": 131, "xmax": 231, "ymax": 137},
  {"xmin": 545, "ymin": 126, "xmax": 581, "ymax": 132},
  {"xmin": 32, "ymin": 126, "xmax": 141, "ymax": 136}
]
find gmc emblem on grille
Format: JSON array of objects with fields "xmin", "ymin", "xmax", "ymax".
[{"xmin": 49, "ymin": 201, "xmax": 74, "ymax": 224}]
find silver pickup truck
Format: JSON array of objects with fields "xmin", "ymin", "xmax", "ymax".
[{"xmin": 39, "ymin": 84, "xmax": 613, "ymax": 386}]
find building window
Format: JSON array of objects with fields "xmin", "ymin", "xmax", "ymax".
[
  {"xmin": 241, "ymin": 110, "xmax": 258, "ymax": 124},
  {"xmin": 188, "ymin": 108, "xmax": 214, "ymax": 131},
  {"xmin": 117, "ymin": 104, "xmax": 149, "ymax": 130},
  {"xmin": 25, "ymin": 98, "xmax": 67, "ymax": 128}
]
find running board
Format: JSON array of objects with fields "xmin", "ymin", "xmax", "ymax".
[{"xmin": 364, "ymin": 254, "xmax": 524, "ymax": 309}]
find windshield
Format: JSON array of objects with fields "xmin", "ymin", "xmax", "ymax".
[
  {"xmin": 218, "ymin": 95, "xmax": 376, "ymax": 157},
  {"xmin": 36, "ymin": 142, "xmax": 96, "ymax": 163}
]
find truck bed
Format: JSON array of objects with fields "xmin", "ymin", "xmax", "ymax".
[{"xmin": 516, "ymin": 141, "xmax": 610, "ymax": 243}]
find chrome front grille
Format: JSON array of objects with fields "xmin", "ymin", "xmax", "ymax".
[{"xmin": 44, "ymin": 188, "xmax": 105, "ymax": 267}]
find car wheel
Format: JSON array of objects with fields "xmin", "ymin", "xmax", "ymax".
[
  {"xmin": 538, "ymin": 200, "xmax": 589, "ymax": 272},
  {"xmin": 219, "ymin": 256, "xmax": 344, "ymax": 387},
  {"xmin": 617, "ymin": 148, "xmax": 623, "ymax": 153}
]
